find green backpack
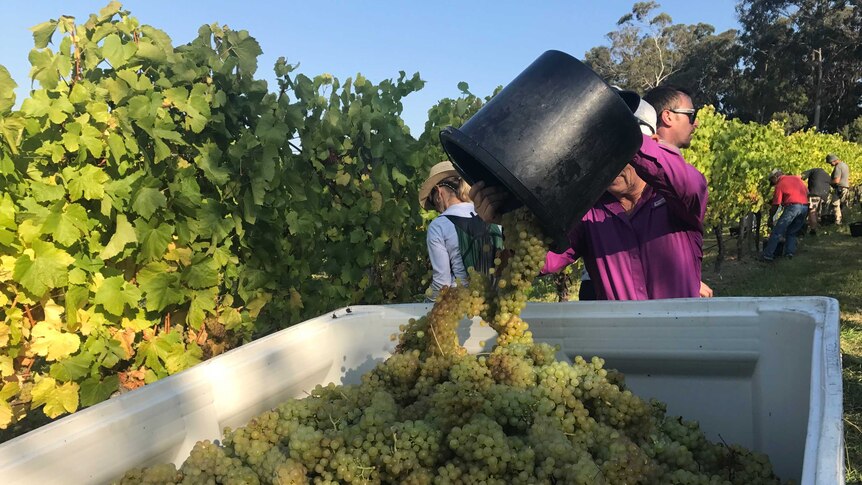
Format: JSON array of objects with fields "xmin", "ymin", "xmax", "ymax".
[{"xmin": 444, "ymin": 214, "xmax": 504, "ymax": 275}]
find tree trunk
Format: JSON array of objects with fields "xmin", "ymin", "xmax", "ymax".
[
  {"xmin": 736, "ymin": 218, "xmax": 746, "ymax": 260},
  {"xmin": 713, "ymin": 224, "xmax": 725, "ymax": 273},
  {"xmin": 754, "ymin": 211, "xmax": 763, "ymax": 252},
  {"xmin": 813, "ymin": 48, "xmax": 823, "ymax": 131}
]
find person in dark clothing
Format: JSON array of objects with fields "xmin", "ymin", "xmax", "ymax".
[{"xmin": 801, "ymin": 167, "xmax": 831, "ymax": 233}]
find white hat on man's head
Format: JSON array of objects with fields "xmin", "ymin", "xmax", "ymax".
[
  {"xmin": 614, "ymin": 87, "xmax": 657, "ymax": 136},
  {"xmin": 633, "ymin": 99, "xmax": 657, "ymax": 136}
]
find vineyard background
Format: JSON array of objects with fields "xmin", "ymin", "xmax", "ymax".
[{"xmin": 0, "ymin": 3, "xmax": 860, "ymax": 440}]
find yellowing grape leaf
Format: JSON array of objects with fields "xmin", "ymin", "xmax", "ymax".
[
  {"xmin": 42, "ymin": 298, "xmax": 64, "ymax": 326},
  {"xmin": 122, "ymin": 317, "xmax": 154, "ymax": 332},
  {"xmin": 370, "ymin": 191, "xmax": 383, "ymax": 212},
  {"xmin": 164, "ymin": 342, "xmax": 202, "ymax": 375},
  {"xmin": 335, "ymin": 171, "xmax": 351, "ymax": 186},
  {"xmin": 99, "ymin": 214, "xmax": 137, "ymax": 260},
  {"xmin": 0, "ymin": 382, "xmax": 19, "ymax": 401},
  {"xmin": 32, "ymin": 377, "xmax": 78, "ymax": 418},
  {"xmin": 0, "ymin": 401, "xmax": 11, "ymax": 429},
  {"xmin": 0, "ymin": 355, "xmax": 12, "ymax": 377},
  {"xmin": 31, "ymin": 321, "xmax": 80, "ymax": 361}
]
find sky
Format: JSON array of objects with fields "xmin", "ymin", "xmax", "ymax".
[{"xmin": 1, "ymin": 1, "xmax": 740, "ymax": 135}]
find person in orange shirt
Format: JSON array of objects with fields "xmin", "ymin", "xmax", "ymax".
[{"xmin": 761, "ymin": 169, "xmax": 810, "ymax": 261}]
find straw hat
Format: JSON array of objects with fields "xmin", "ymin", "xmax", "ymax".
[{"xmin": 419, "ymin": 161, "xmax": 460, "ymax": 210}]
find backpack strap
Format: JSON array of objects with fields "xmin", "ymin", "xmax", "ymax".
[{"xmin": 443, "ymin": 214, "xmax": 504, "ymax": 274}]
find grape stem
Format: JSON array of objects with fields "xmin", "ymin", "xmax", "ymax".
[{"xmin": 429, "ymin": 325, "xmax": 445, "ymax": 356}]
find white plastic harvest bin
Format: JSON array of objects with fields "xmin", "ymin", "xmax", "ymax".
[{"xmin": 0, "ymin": 297, "xmax": 844, "ymax": 485}]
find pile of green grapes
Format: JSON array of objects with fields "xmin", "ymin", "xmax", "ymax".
[{"xmin": 115, "ymin": 209, "xmax": 787, "ymax": 485}]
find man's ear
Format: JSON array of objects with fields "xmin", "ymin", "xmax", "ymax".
[{"xmin": 658, "ymin": 108, "xmax": 672, "ymax": 127}]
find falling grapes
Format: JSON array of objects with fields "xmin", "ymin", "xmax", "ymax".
[{"xmin": 114, "ymin": 208, "xmax": 788, "ymax": 485}]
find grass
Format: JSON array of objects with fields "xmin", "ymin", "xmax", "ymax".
[{"xmin": 700, "ymin": 223, "xmax": 862, "ymax": 484}]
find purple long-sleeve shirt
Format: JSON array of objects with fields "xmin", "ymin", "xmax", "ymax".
[{"xmin": 543, "ymin": 135, "xmax": 708, "ymax": 300}]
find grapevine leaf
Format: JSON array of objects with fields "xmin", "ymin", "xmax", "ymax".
[
  {"xmin": 0, "ymin": 66, "xmax": 17, "ymax": 114},
  {"xmin": 48, "ymin": 96, "xmax": 74, "ymax": 125},
  {"xmin": 49, "ymin": 352, "xmax": 93, "ymax": 382},
  {"xmin": 335, "ymin": 171, "xmax": 351, "ymax": 186},
  {"xmin": 182, "ymin": 256, "xmax": 219, "ymax": 289},
  {"xmin": 101, "ymin": 34, "xmax": 127, "ymax": 69},
  {"xmin": 391, "ymin": 166, "xmax": 408, "ymax": 186},
  {"xmin": 164, "ymin": 342, "xmax": 202, "ymax": 375},
  {"xmin": 30, "ymin": 21, "xmax": 58, "ymax": 49},
  {"xmin": 140, "ymin": 26, "xmax": 173, "ymax": 55},
  {"xmin": 13, "ymin": 240, "xmax": 74, "ymax": 297},
  {"xmin": 132, "ymin": 186, "xmax": 167, "ymax": 220},
  {"xmin": 0, "ymin": 325, "xmax": 8, "ymax": 349},
  {"xmin": 69, "ymin": 82, "xmax": 89, "ymax": 105},
  {"xmin": 137, "ymin": 262, "xmax": 183, "ymax": 311},
  {"xmin": 187, "ymin": 288, "xmax": 217, "ymax": 329},
  {"xmin": 100, "ymin": 214, "xmax": 137, "ymax": 260},
  {"xmin": 28, "ymin": 180, "xmax": 65, "ymax": 203},
  {"xmin": 153, "ymin": 138, "xmax": 171, "ymax": 163},
  {"xmin": 31, "ymin": 321, "xmax": 80, "ymax": 361},
  {"xmin": 0, "ymin": 193, "xmax": 17, "ymax": 232},
  {"xmin": 227, "ymin": 31, "xmax": 261, "ymax": 75},
  {"xmin": 0, "ymin": 355, "xmax": 11, "ymax": 376},
  {"xmin": 79, "ymin": 375, "xmax": 118, "ymax": 407},
  {"xmin": 32, "ymin": 377, "xmax": 79, "ymax": 418},
  {"xmin": 28, "ymin": 49, "xmax": 70, "ymax": 90},
  {"xmin": 98, "ymin": 1, "xmax": 122, "ymax": 21},
  {"xmin": 134, "ymin": 220, "xmax": 174, "ymax": 262},
  {"xmin": 0, "ymin": 401, "xmax": 11, "ymax": 430},
  {"xmin": 42, "ymin": 202, "xmax": 89, "ymax": 247},
  {"xmin": 196, "ymin": 200, "xmax": 233, "ymax": 243},
  {"xmin": 135, "ymin": 40, "xmax": 167, "ymax": 64},
  {"xmin": 30, "ymin": 377, "xmax": 54, "ymax": 407},
  {"xmin": 65, "ymin": 165, "xmax": 109, "ymax": 201},
  {"xmin": 103, "ymin": 78, "xmax": 130, "ymax": 104},
  {"xmin": 94, "ymin": 275, "xmax": 142, "ymax": 316},
  {"xmin": 0, "ymin": 381, "xmax": 18, "ymax": 401},
  {"xmin": 219, "ymin": 307, "xmax": 243, "ymax": 330},
  {"xmin": 107, "ymin": 133, "xmax": 126, "ymax": 165},
  {"xmin": 79, "ymin": 123, "xmax": 103, "ymax": 157},
  {"xmin": 193, "ymin": 145, "xmax": 230, "ymax": 185}
]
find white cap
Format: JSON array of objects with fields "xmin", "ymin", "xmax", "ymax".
[{"xmin": 633, "ymin": 99, "xmax": 657, "ymax": 136}]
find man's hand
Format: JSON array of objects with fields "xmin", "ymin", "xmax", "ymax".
[
  {"xmin": 699, "ymin": 281, "xmax": 713, "ymax": 298},
  {"xmin": 468, "ymin": 180, "xmax": 510, "ymax": 224}
]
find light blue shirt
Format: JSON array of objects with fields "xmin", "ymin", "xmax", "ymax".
[{"xmin": 426, "ymin": 202, "xmax": 477, "ymax": 299}]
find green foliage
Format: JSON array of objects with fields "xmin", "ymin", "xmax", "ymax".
[
  {"xmin": 684, "ymin": 105, "xmax": 862, "ymax": 228},
  {"xmin": 0, "ymin": 3, "xmax": 434, "ymax": 435}
]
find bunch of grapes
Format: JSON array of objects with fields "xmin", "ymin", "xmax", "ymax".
[{"xmin": 114, "ymin": 208, "xmax": 787, "ymax": 485}]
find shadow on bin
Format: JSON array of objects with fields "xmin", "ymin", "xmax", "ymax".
[{"xmin": 439, "ymin": 50, "xmax": 643, "ymax": 251}]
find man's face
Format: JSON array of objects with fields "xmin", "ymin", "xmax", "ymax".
[
  {"xmin": 607, "ymin": 164, "xmax": 642, "ymax": 198},
  {"xmin": 662, "ymin": 94, "xmax": 698, "ymax": 149}
]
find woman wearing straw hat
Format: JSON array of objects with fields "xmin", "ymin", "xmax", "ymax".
[{"xmin": 418, "ymin": 161, "xmax": 496, "ymax": 301}]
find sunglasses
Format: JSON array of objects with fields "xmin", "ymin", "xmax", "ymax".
[
  {"xmin": 667, "ymin": 108, "xmax": 697, "ymax": 124},
  {"xmin": 431, "ymin": 181, "xmax": 459, "ymax": 202}
]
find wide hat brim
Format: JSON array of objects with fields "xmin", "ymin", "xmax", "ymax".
[{"xmin": 419, "ymin": 161, "xmax": 460, "ymax": 210}]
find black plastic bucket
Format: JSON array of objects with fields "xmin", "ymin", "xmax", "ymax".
[{"xmin": 440, "ymin": 50, "xmax": 642, "ymax": 250}]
